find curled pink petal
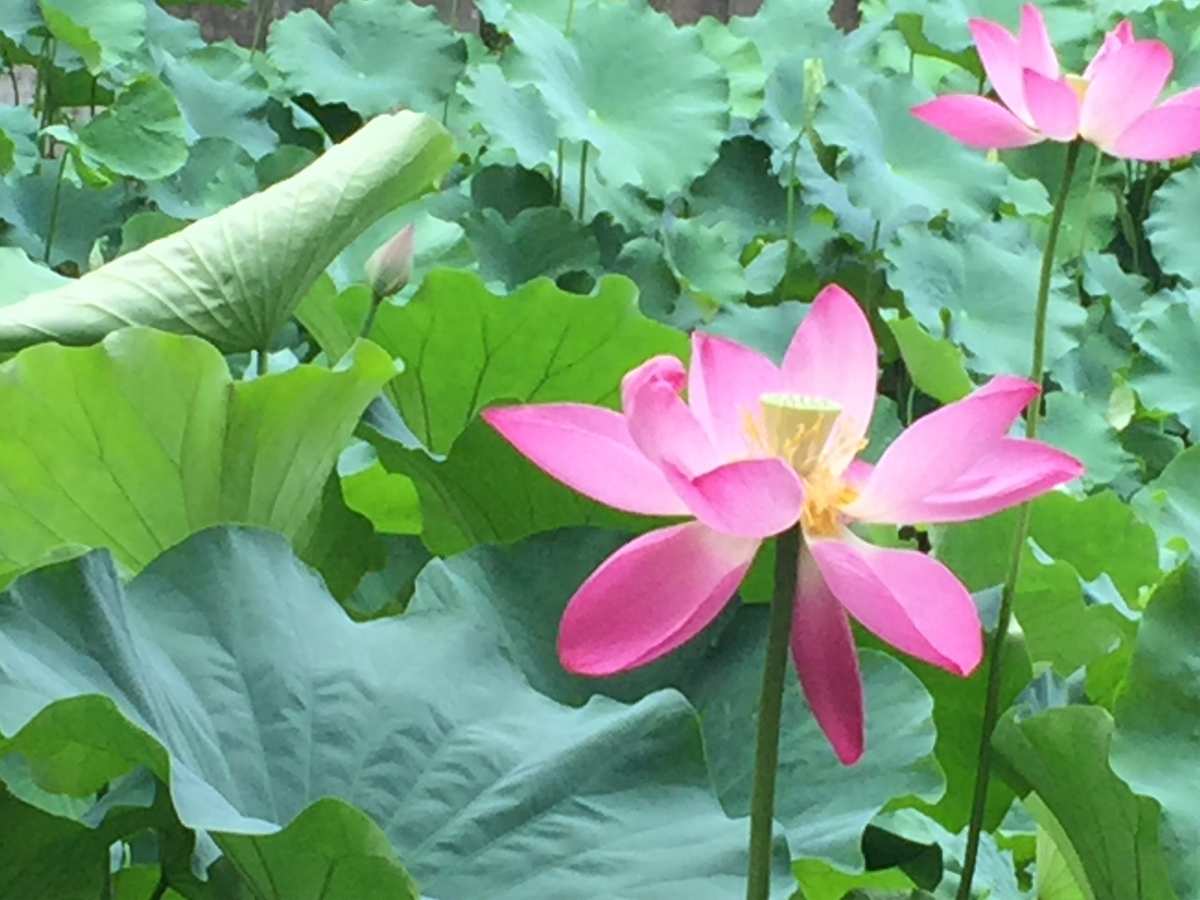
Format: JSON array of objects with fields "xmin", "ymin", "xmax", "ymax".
[
  {"xmin": 867, "ymin": 438, "xmax": 1082, "ymax": 524},
  {"xmin": 847, "ymin": 376, "xmax": 1039, "ymax": 524},
  {"xmin": 1018, "ymin": 4, "xmax": 1059, "ymax": 78},
  {"xmin": 621, "ymin": 354, "xmax": 686, "ymax": 411},
  {"xmin": 809, "ymin": 532, "xmax": 983, "ymax": 676},
  {"xmin": 791, "ymin": 546, "xmax": 864, "ymax": 765},
  {"xmin": 969, "ymin": 17, "xmax": 1031, "ymax": 122},
  {"xmin": 557, "ymin": 522, "xmax": 759, "ymax": 675},
  {"xmin": 781, "ymin": 285, "xmax": 878, "ymax": 472},
  {"xmin": 623, "ymin": 358, "xmax": 720, "ymax": 476},
  {"xmin": 1083, "ymin": 19, "xmax": 1136, "ymax": 81},
  {"xmin": 1023, "ymin": 69, "xmax": 1080, "ymax": 141},
  {"xmin": 1112, "ymin": 103, "xmax": 1200, "ymax": 161},
  {"xmin": 483, "ymin": 403, "xmax": 689, "ymax": 516},
  {"xmin": 663, "ymin": 457, "xmax": 804, "ymax": 539},
  {"xmin": 1082, "ymin": 39, "xmax": 1173, "ymax": 148},
  {"xmin": 688, "ymin": 332, "xmax": 782, "ymax": 458},
  {"xmin": 911, "ymin": 95, "xmax": 1043, "ymax": 150}
]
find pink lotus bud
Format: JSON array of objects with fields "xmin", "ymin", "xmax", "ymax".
[{"xmin": 365, "ymin": 225, "xmax": 414, "ymax": 297}]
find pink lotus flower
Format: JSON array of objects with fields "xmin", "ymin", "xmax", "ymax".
[
  {"xmin": 482, "ymin": 286, "xmax": 1083, "ymax": 764},
  {"xmin": 912, "ymin": 4, "xmax": 1200, "ymax": 160}
]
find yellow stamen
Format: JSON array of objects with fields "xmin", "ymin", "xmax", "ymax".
[{"xmin": 1065, "ymin": 74, "xmax": 1089, "ymax": 103}]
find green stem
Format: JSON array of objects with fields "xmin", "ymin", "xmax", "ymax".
[
  {"xmin": 147, "ymin": 873, "xmax": 169, "ymax": 900},
  {"xmin": 565, "ymin": 0, "xmax": 577, "ymax": 35},
  {"xmin": 956, "ymin": 138, "xmax": 1081, "ymax": 900},
  {"xmin": 3, "ymin": 48, "xmax": 18, "ymax": 105},
  {"xmin": 361, "ymin": 292, "xmax": 383, "ymax": 340},
  {"xmin": 745, "ymin": 526, "xmax": 801, "ymax": 900},
  {"xmin": 555, "ymin": 141, "xmax": 564, "ymax": 206},
  {"xmin": 256, "ymin": 346, "xmax": 270, "ymax": 377},
  {"xmin": 441, "ymin": 0, "xmax": 461, "ymax": 125},
  {"xmin": 42, "ymin": 151, "xmax": 68, "ymax": 264},
  {"xmin": 783, "ymin": 142, "xmax": 800, "ymax": 276},
  {"xmin": 577, "ymin": 141, "xmax": 589, "ymax": 221},
  {"xmin": 251, "ymin": 0, "xmax": 275, "ymax": 54}
]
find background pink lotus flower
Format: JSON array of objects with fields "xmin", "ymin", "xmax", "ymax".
[
  {"xmin": 483, "ymin": 285, "xmax": 1083, "ymax": 765},
  {"xmin": 912, "ymin": 4, "xmax": 1200, "ymax": 160}
]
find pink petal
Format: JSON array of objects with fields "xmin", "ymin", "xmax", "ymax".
[
  {"xmin": 911, "ymin": 95, "xmax": 1043, "ymax": 150},
  {"xmin": 621, "ymin": 354, "xmax": 685, "ymax": 411},
  {"xmin": 622, "ymin": 356, "xmax": 720, "ymax": 476},
  {"xmin": 1083, "ymin": 19, "xmax": 1136, "ymax": 81},
  {"xmin": 809, "ymin": 532, "xmax": 983, "ymax": 676},
  {"xmin": 1023, "ymin": 69, "xmax": 1080, "ymax": 141},
  {"xmin": 1112, "ymin": 103, "xmax": 1200, "ymax": 161},
  {"xmin": 969, "ymin": 17, "xmax": 1031, "ymax": 122},
  {"xmin": 780, "ymin": 285, "xmax": 878, "ymax": 471},
  {"xmin": 483, "ymin": 403, "xmax": 689, "ymax": 516},
  {"xmin": 662, "ymin": 457, "xmax": 804, "ymax": 539},
  {"xmin": 847, "ymin": 376, "xmax": 1039, "ymax": 524},
  {"xmin": 1082, "ymin": 39, "xmax": 1173, "ymax": 148},
  {"xmin": 687, "ymin": 332, "xmax": 782, "ymax": 458},
  {"xmin": 867, "ymin": 438, "xmax": 1082, "ymax": 523},
  {"xmin": 791, "ymin": 546, "xmax": 864, "ymax": 765},
  {"xmin": 557, "ymin": 522, "xmax": 759, "ymax": 675},
  {"xmin": 1018, "ymin": 4, "xmax": 1059, "ymax": 78}
]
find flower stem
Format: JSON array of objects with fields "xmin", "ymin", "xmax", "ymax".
[
  {"xmin": 578, "ymin": 141, "xmax": 589, "ymax": 221},
  {"xmin": 783, "ymin": 142, "xmax": 800, "ymax": 277},
  {"xmin": 746, "ymin": 525, "xmax": 800, "ymax": 900},
  {"xmin": 956, "ymin": 137, "xmax": 1081, "ymax": 900},
  {"xmin": 42, "ymin": 151, "xmax": 68, "ymax": 264}
]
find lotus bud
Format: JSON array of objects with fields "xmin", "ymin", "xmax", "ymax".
[{"xmin": 365, "ymin": 225, "xmax": 414, "ymax": 298}]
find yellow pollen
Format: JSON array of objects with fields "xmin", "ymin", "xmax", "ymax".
[
  {"xmin": 1065, "ymin": 73, "xmax": 1089, "ymax": 103},
  {"xmin": 801, "ymin": 464, "xmax": 860, "ymax": 538}
]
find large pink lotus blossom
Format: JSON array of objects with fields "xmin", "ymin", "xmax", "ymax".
[
  {"xmin": 912, "ymin": 4, "xmax": 1200, "ymax": 160},
  {"xmin": 483, "ymin": 286, "xmax": 1082, "ymax": 764}
]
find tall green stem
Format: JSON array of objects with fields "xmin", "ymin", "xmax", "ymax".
[
  {"xmin": 42, "ymin": 151, "xmax": 68, "ymax": 264},
  {"xmin": 251, "ymin": 0, "xmax": 275, "ymax": 54},
  {"xmin": 745, "ymin": 526, "xmax": 801, "ymax": 900},
  {"xmin": 783, "ymin": 142, "xmax": 800, "ymax": 277},
  {"xmin": 956, "ymin": 138, "xmax": 1081, "ymax": 900},
  {"xmin": 554, "ymin": 0, "xmax": 578, "ymax": 207},
  {"xmin": 1075, "ymin": 148, "xmax": 1103, "ymax": 267},
  {"xmin": 577, "ymin": 141, "xmax": 589, "ymax": 221}
]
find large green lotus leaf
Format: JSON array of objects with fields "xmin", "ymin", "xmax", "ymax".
[
  {"xmin": 38, "ymin": 0, "xmax": 144, "ymax": 73},
  {"xmin": 993, "ymin": 706, "xmax": 1176, "ymax": 900},
  {"xmin": 160, "ymin": 42, "xmax": 278, "ymax": 159},
  {"xmin": 0, "ymin": 247, "xmax": 68, "ymax": 306},
  {"xmin": 693, "ymin": 17, "xmax": 766, "ymax": 119},
  {"xmin": 268, "ymin": 0, "xmax": 466, "ymax": 119},
  {"xmin": 460, "ymin": 63, "xmax": 557, "ymax": 171},
  {"xmin": 369, "ymin": 269, "xmax": 687, "ymax": 455},
  {"xmin": 689, "ymin": 136, "xmax": 788, "ymax": 247},
  {"xmin": 1130, "ymin": 299, "xmax": 1200, "ymax": 435},
  {"xmin": 1146, "ymin": 165, "xmax": 1200, "ymax": 287},
  {"xmin": 0, "ymin": 105, "xmax": 39, "ymax": 177},
  {"xmin": 424, "ymin": 528, "xmax": 942, "ymax": 871},
  {"xmin": 1039, "ymin": 392, "xmax": 1138, "ymax": 490},
  {"xmin": 934, "ymin": 493, "xmax": 1156, "ymax": 702},
  {"xmin": 1134, "ymin": 446, "xmax": 1200, "ymax": 566},
  {"xmin": 77, "ymin": 75, "xmax": 187, "ymax": 181},
  {"xmin": 886, "ymin": 219, "xmax": 1086, "ymax": 376},
  {"xmin": 1111, "ymin": 563, "xmax": 1200, "ymax": 899},
  {"xmin": 0, "ymin": 328, "xmax": 394, "ymax": 585},
  {"xmin": 462, "ymin": 206, "xmax": 599, "ymax": 289},
  {"xmin": 0, "ymin": 527, "xmax": 792, "ymax": 898},
  {"xmin": 729, "ymin": 0, "xmax": 840, "ymax": 69},
  {"xmin": 813, "ymin": 75, "xmax": 1013, "ymax": 238},
  {"xmin": 0, "ymin": 111, "xmax": 454, "ymax": 353},
  {"xmin": 0, "ymin": 168, "xmax": 131, "ymax": 269},
  {"xmin": 359, "ymin": 270, "xmax": 686, "ymax": 552},
  {"xmin": 507, "ymin": 3, "xmax": 729, "ymax": 197},
  {"xmin": 145, "ymin": 137, "xmax": 258, "ymax": 220}
]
